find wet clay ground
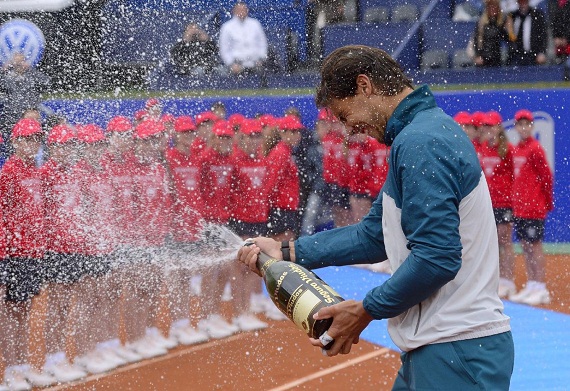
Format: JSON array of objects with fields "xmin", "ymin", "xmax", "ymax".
[{"xmin": 43, "ymin": 254, "xmax": 569, "ymax": 391}]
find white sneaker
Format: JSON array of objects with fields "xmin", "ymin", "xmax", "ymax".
[
  {"xmin": 128, "ymin": 338, "xmax": 167, "ymax": 359},
  {"xmin": 112, "ymin": 344, "xmax": 143, "ymax": 363},
  {"xmin": 233, "ymin": 314, "xmax": 268, "ymax": 332},
  {"xmin": 4, "ymin": 368, "xmax": 32, "ymax": 391},
  {"xmin": 265, "ymin": 305, "xmax": 288, "ymax": 321},
  {"xmin": 509, "ymin": 285, "xmax": 534, "ymax": 303},
  {"xmin": 197, "ymin": 315, "xmax": 236, "ymax": 339},
  {"xmin": 522, "ymin": 288, "xmax": 551, "ymax": 306},
  {"xmin": 44, "ymin": 361, "xmax": 87, "ymax": 383},
  {"xmin": 0, "ymin": 383, "xmax": 9, "ymax": 391},
  {"xmin": 250, "ymin": 294, "xmax": 272, "ymax": 314},
  {"xmin": 75, "ymin": 351, "xmax": 117, "ymax": 375},
  {"xmin": 22, "ymin": 367, "xmax": 57, "ymax": 387},
  {"xmin": 171, "ymin": 326, "xmax": 209, "ymax": 345},
  {"xmin": 498, "ymin": 279, "xmax": 517, "ymax": 299},
  {"xmin": 99, "ymin": 347, "xmax": 128, "ymax": 367},
  {"xmin": 149, "ymin": 332, "xmax": 178, "ymax": 350}
]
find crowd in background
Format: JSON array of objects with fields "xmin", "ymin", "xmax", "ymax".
[
  {"xmin": 453, "ymin": 108, "xmax": 553, "ymax": 307},
  {"xmin": 0, "ymin": 97, "xmax": 391, "ymax": 390}
]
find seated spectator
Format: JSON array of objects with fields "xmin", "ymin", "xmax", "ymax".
[
  {"xmin": 219, "ymin": 2, "xmax": 268, "ymax": 76},
  {"xmin": 550, "ymin": 0, "xmax": 570, "ymax": 64},
  {"xmin": 505, "ymin": 0, "xmax": 547, "ymax": 66},
  {"xmin": 170, "ymin": 23, "xmax": 220, "ymax": 75},
  {"xmin": 472, "ymin": 0, "xmax": 509, "ymax": 67}
]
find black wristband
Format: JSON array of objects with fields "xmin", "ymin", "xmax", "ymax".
[{"xmin": 281, "ymin": 240, "xmax": 291, "ymax": 262}]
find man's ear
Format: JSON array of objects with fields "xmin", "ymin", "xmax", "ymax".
[{"xmin": 356, "ymin": 74, "xmax": 374, "ymax": 97}]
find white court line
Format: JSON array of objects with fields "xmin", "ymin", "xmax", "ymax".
[
  {"xmin": 45, "ymin": 333, "xmax": 250, "ymax": 390},
  {"xmin": 267, "ymin": 347, "xmax": 391, "ymax": 391}
]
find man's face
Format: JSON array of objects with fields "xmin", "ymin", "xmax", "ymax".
[
  {"xmin": 327, "ymin": 91, "xmax": 386, "ymax": 144},
  {"xmin": 233, "ymin": 3, "xmax": 248, "ymax": 20}
]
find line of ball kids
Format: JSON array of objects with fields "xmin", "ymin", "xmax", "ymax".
[
  {"xmin": 454, "ymin": 109, "xmax": 553, "ymax": 307},
  {"xmin": 0, "ymin": 99, "xmax": 391, "ymax": 390}
]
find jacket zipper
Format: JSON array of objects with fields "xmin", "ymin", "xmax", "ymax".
[{"xmin": 414, "ymin": 302, "xmax": 422, "ymax": 335}]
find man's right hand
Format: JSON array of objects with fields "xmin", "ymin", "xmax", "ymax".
[{"xmin": 237, "ymin": 237, "xmax": 281, "ymax": 276}]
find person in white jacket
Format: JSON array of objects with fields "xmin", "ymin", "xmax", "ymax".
[{"xmin": 219, "ymin": 2, "xmax": 268, "ymax": 75}]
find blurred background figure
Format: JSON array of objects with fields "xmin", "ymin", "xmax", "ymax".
[
  {"xmin": 0, "ymin": 52, "xmax": 50, "ymax": 157},
  {"xmin": 509, "ymin": 109, "xmax": 554, "ymax": 306},
  {"xmin": 550, "ymin": 0, "xmax": 570, "ymax": 64},
  {"xmin": 219, "ymin": 2, "xmax": 268, "ymax": 77},
  {"xmin": 506, "ymin": 0, "xmax": 548, "ymax": 66},
  {"xmin": 170, "ymin": 22, "xmax": 220, "ymax": 76},
  {"xmin": 472, "ymin": 0, "xmax": 510, "ymax": 67}
]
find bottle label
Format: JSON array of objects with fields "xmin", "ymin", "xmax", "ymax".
[
  {"xmin": 287, "ymin": 285, "xmax": 321, "ymax": 334},
  {"xmin": 286, "ymin": 263, "xmax": 338, "ymax": 304}
]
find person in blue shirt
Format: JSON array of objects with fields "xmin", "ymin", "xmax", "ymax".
[{"xmin": 238, "ymin": 45, "xmax": 514, "ymax": 390}]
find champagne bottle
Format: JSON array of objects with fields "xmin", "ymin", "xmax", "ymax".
[{"xmin": 246, "ymin": 241, "xmax": 344, "ymax": 349}]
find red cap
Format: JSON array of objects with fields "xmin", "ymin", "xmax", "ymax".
[
  {"xmin": 484, "ymin": 111, "xmax": 503, "ymax": 126},
  {"xmin": 145, "ymin": 98, "xmax": 161, "ymax": 109},
  {"xmin": 134, "ymin": 110, "xmax": 147, "ymax": 121},
  {"xmin": 279, "ymin": 115, "xmax": 304, "ymax": 131},
  {"xmin": 47, "ymin": 124, "xmax": 76, "ymax": 144},
  {"xmin": 12, "ymin": 118, "xmax": 42, "ymax": 138},
  {"xmin": 471, "ymin": 111, "xmax": 487, "ymax": 128},
  {"xmin": 453, "ymin": 111, "xmax": 472, "ymax": 126},
  {"xmin": 240, "ymin": 119, "xmax": 263, "ymax": 135},
  {"xmin": 212, "ymin": 120, "xmax": 234, "ymax": 137},
  {"xmin": 174, "ymin": 115, "xmax": 196, "ymax": 133},
  {"xmin": 317, "ymin": 107, "xmax": 333, "ymax": 121},
  {"xmin": 195, "ymin": 111, "xmax": 219, "ymax": 126},
  {"xmin": 515, "ymin": 109, "xmax": 534, "ymax": 122},
  {"xmin": 259, "ymin": 114, "xmax": 277, "ymax": 127},
  {"xmin": 77, "ymin": 124, "xmax": 106, "ymax": 143},
  {"xmin": 107, "ymin": 116, "xmax": 132, "ymax": 133},
  {"xmin": 161, "ymin": 113, "xmax": 175, "ymax": 123},
  {"xmin": 228, "ymin": 113, "xmax": 246, "ymax": 126},
  {"xmin": 134, "ymin": 119, "xmax": 166, "ymax": 139}
]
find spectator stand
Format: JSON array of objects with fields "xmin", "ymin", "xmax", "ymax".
[{"xmin": 101, "ymin": 0, "xmax": 308, "ymax": 91}]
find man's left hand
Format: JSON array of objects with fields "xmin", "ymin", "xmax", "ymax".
[{"xmin": 309, "ymin": 300, "xmax": 374, "ymax": 356}]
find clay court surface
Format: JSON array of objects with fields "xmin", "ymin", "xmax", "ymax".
[{"xmin": 42, "ymin": 253, "xmax": 569, "ymax": 391}]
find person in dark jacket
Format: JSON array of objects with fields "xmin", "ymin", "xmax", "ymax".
[
  {"xmin": 473, "ymin": 0, "xmax": 510, "ymax": 67},
  {"xmin": 170, "ymin": 23, "xmax": 219, "ymax": 75},
  {"xmin": 506, "ymin": 0, "xmax": 548, "ymax": 66},
  {"xmin": 0, "ymin": 52, "xmax": 50, "ymax": 155},
  {"xmin": 550, "ymin": 0, "xmax": 570, "ymax": 63}
]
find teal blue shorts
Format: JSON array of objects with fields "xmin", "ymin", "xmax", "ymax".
[{"xmin": 392, "ymin": 331, "xmax": 514, "ymax": 391}]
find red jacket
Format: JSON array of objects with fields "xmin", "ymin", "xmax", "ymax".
[
  {"xmin": 480, "ymin": 142, "xmax": 515, "ymax": 209},
  {"xmin": 321, "ymin": 131, "xmax": 349, "ymax": 188},
  {"xmin": 512, "ymin": 137, "xmax": 554, "ymax": 219},
  {"xmin": 231, "ymin": 148, "xmax": 269, "ymax": 223},
  {"xmin": 131, "ymin": 160, "xmax": 173, "ymax": 247},
  {"xmin": 100, "ymin": 151, "xmax": 138, "ymax": 247},
  {"xmin": 165, "ymin": 147, "xmax": 203, "ymax": 242},
  {"xmin": 198, "ymin": 148, "xmax": 236, "ymax": 223},
  {"xmin": 347, "ymin": 137, "xmax": 389, "ymax": 198},
  {"xmin": 0, "ymin": 156, "xmax": 45, "ymax": 258},
  {"xmin": 76, "ymin": 160, "xmax": 115, "ymax": 254},
  {"xmin": 265, "ymin": 141, "xmax": 300, "ymax": 211},
  {"xmin": 42, "ymin": 160, "xmax": 86, "ymax": 254}
]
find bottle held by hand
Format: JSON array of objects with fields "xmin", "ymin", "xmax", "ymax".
[{"xmin": 245, "ymin": 241, "xmax": 344, "ymax": 349}]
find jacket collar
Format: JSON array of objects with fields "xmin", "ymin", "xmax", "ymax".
[{"xmin": 384, "ymin": 84, "xmax": 437, "ymax": 146}]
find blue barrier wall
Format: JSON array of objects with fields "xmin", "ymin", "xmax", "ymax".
[{"xmin": 44, "ymin": 87, "xmax": 570, "ymax": 242}]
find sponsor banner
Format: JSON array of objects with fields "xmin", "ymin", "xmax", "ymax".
[{"xmin": 0, "ymin": 19, "xmax": 45, "ymax": 66}]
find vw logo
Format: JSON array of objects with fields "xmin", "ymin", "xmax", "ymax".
[{"xmin": 0, "ymin": 19, "xmax": 45, "ymax": 67}]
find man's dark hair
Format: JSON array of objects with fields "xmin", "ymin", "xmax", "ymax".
[{"xmin": 316, "ymin": 45, "xmax": 413, "ymax": 107}]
